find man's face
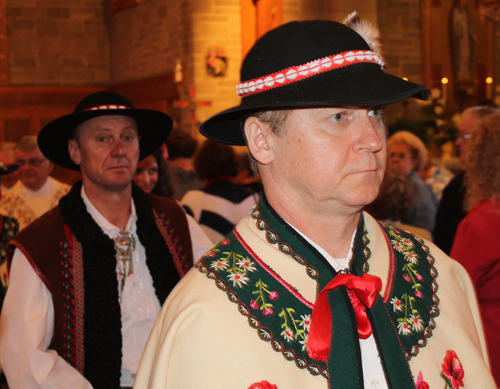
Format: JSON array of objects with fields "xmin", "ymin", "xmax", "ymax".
[
  {"xmin": 15, "ymin": 147, "xmax": 53, "ymax": 191},
  {"xmin": 456, "ymin": 113, "xmax": 480, "ymax": 163},
  {"xmin": 262, "ymin": 107, "xmax": 387, "ymax": 212},
  {"xmin": 0, "ymin": 148, "xmax": 19, "ymax": 188},
  {"xmin": 68, "ymin": 115, "xmax": 140, "ymax": 193},
  {"xmin": 388, "ymin": 142, "xmax": 417, "ymax": 176}
]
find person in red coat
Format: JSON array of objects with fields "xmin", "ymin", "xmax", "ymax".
[{"xmin": 451, "ymin": 113, "xmax": 500, "ymax": 386}]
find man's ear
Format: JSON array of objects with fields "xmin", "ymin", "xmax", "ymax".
[
  {"xmin": 68, "ymin": 139, "xmax": 82, "ymax": 166},
  {"xmin": 244, "ymin": 117, "xmax": 274, "ymax": 166}
]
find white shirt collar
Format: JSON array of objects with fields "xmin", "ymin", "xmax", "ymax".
[
  {"xmin": 21, "ymin": 177, "xmax": 51, "ymax": 198},
  {"xmin": 285, "ymin": 220, "xmax": 356, "ymax": 272},
  {"xmin": 80, "ymin": 186, "xmax": 136, "ymax": 236}
]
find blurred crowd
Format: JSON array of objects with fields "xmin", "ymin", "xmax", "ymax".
[{"xmin": 0, "ymin": 102, "xmax": 498, "ymax": 387}]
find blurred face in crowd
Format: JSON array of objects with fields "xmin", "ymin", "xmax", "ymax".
[
  {"xmin": 388, "ymin": 142, "xmax": 417, "ymax": 176},
  {"xmin": 0, "ymin": 148, "xmax": 19, "ymax": 188},
  {"xmin": 249, "ymin": 107, "xmax": 387, "ymax": 212},
  {"xmin": 456, "ymin": 112, "xmax": 481, "ymax": 163},
  {"xmin": 134, "ymin": 155, "xmax": 158, "ymax": 193},
  {"xmin": 15, "ymin": 147, "xmax": 53, "ymax": 191},
  {"xmin": 69, "ymin": 115, "xmax": 140, "ymax": 193}
]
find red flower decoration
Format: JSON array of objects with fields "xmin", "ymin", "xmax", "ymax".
[
  {"xmin": 248, "ymin": 381, "xmax": 277, "ymax": 389},
  {"xmin": 441, "ymin": 350, "xmax": 464, "ymax": 388},
  {"xmin": 416, "ymin": 371, "xmax": 429, "ymax": 389},
  {"xmin": 220, "ymin": 238, "xmax": 230, "ymax": 245}
]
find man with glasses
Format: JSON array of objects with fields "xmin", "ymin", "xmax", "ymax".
[
  {"xmin": 433, "ymin": 106, "xmax": 500, "ymax": 254},
  {"xmin": 0, "ymin": 136, "xmax": 70, "ymax": 229}
]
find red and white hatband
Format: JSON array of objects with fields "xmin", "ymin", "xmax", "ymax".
[
  {"xmin": 236, "ymin": 50, "xmax": 384, "ymax": 98},
  {"xmin": 84, "ymin": 104, "xmax": 131, "ymax": 111}
]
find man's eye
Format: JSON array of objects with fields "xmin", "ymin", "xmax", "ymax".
[
  {"xmin": 97, "ymin": 136, "xmax": 107, "ymax": 142},
  {"xmin": 124, "ymin": 135, "xmax": 135, "ymax": 141},
  {"xmin": 368, "ymin": 109, "xmax": 383, "ymax": 117},
  {"xmin": 330, "ymin": 113, "xmax": 345, "ymax": 122}
]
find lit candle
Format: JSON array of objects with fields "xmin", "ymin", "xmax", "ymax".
[
  {"xmin": 441, "ymin": 77, "xmax": 449, "ymax": 104},
  {"xmin": 486, "ymin": 77, "xmax": 493, "ymax": 100}
]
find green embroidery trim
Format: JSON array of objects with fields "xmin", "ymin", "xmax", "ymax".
[
  {"xmin": 196, "ymin": 200, "xmax": 440, "ymax": 381},
  {"xmin": 197, "ymin": 234, "xmax": 327, "ymax": 378},
  {"xmin": 380, "ymin": 222, "xmax": 440, "ymax": 360}
]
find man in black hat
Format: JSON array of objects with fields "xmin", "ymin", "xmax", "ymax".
[
  {"xmin": 135, "ymin": 18, "xmax": 495, "ymax": 389},
  {"xmin": 0, "ymin": 91, "xmax": 212, "ymax": 389}
]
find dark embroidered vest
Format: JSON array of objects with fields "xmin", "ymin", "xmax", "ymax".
[{"xmin": 8, "ymin": 188, "xmax": 193, "ymax": 389}]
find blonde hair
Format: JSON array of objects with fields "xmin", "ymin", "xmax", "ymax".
[
  {"xmin": 464, "ymin": 113, "xmax": 500, "ymax": 210},
  {"xmin": 388, "ymin": 130, "xmax": 428, "ymax": 171}
]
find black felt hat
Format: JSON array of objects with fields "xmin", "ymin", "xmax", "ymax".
[
  {"xmin": 200, "ymin": 20, "xmax": 429, "ymax": 145},
  {"xmin": 38, "ymin": 91, "xmax": 173, "ymax": 170},
  {"xmin": 0, "ymin": 162, "xmax": 19, "ymax": 175}
]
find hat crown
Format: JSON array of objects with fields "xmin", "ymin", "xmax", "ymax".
[
  {"xmin": 241, "ymin": 20, "xmax": 370, "ymax": 82},
  {"xmin": 73, "ymin": 91, "xmax": 135, "ymax": 113}
]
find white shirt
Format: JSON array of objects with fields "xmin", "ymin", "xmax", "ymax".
[
  {"xmin": 0, "ymin": 177, "xmax": 71, "ymax": 230},
  {"xmin": 289, "ymin": 223, "xmax": 389, "ymax": 389},
  {"xmin": 0, "ymin": 187, "xmax": 213, "ymax": 389}
]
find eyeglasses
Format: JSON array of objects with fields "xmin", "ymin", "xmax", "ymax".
[
  {"xmin": 15, "ymin": 157, "xmax": 48, "ymax": 167},
  {"xmin": 389, "ymin": 152, "xmax": 413, "ymax": 159}
]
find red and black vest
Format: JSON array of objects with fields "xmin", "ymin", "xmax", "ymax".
[{"xmin": 8, "ymin": 183, "xmax": 193, "ymax": 389}]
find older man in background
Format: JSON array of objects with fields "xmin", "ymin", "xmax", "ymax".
[
  {"xmin": 0, "ymin": 136, "xmax": 70, "ymax": 229},
  {"xmin": 433, "ymin": 105, "xmax": 500, "ymax": 254}
]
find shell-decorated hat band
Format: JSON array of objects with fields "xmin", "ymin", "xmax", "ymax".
[
  {"xmin": 236, "ymin": 50, "xmax": 384, "ymax": 98},
  {"xmin": 84, "ymin": 104, "xmax": 131, "ymax": 111}
]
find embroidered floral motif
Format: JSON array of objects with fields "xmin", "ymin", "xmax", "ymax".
[
  {"xmin": 156, "ymin": 215, "xmax": 190, "ymax": 275},
  {"xmin": 441, "ymin": 350, "xmax": 464, "ymax": 388},
  {"xmin": 196, "ymin": 229, "xmax": 327, "ymax": 378},
  {"xmin": 250, "ymin": 280, "xmax": 278, "ymax": 314},
  {"xmin": 379, "ymin": 222, "xmax": 440, "ymax": 359},
  {"xmin": 279, "ymin": 308, "xmax": 309, "ymax": 347},
  {"xmin": 60, "ymin": 238, "xmax": 77, "ymax": 366},
  {"xmin": 210, "ymin": 248, "xmax": 257, "ymax": 288},
  {"xmin": 197, "ymin": 203, "xmax": 439, "ymax": 382}
]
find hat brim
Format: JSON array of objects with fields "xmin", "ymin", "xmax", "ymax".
[
  {"xmin": 38, "ymin": 109, "xmax": 173, "ymax": 170},
  {"xmin": 200, "ymin": 63, "xmax": 429, "ymax": 145},
  {"xmin": 0, "ymin": 164, "xmax": 19, "ymax": 175}
]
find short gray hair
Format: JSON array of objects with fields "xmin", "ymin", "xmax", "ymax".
[
  {"xmin": 242, "ymin": 109, "xmax": 291, "ymax": 175},
  {"xmin": 16, "ymin": 136, "xmax": 38, "ymax": 152},
  {"xmin": 388, "ymin": 131, "xmax": 428, "ymax": 172}
]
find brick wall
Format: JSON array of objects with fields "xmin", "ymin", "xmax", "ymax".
[
  {"xmin": 6, "ymin": 0, "xmax": 109, "ymax": 85},
  {"xmin": 190, "ymin": 0, "xmax": 242, "ymax": 127},
  {"xmin": 109, "ymin": 0, "xmax": 189, "ymax": 84}
]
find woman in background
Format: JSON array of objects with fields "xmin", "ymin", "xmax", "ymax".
[
  {"xmin": 451, "ymin": 113, "xmax": 500, "ymax": 386},
  {"xmin": 182, "ymin": 140, "xmax": 258, "ymax": 243},
  {"xmin": 388, "ymin": 131, "xmax": 437, "ymax": 231},
  {"xmin": 134, "ymin": 148, "xmax": 174, "ymax": 199}
]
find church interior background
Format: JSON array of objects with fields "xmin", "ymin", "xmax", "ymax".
[{"xmin": 0, "ymin": 0, "xmax": 499, "ymax": 183}]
